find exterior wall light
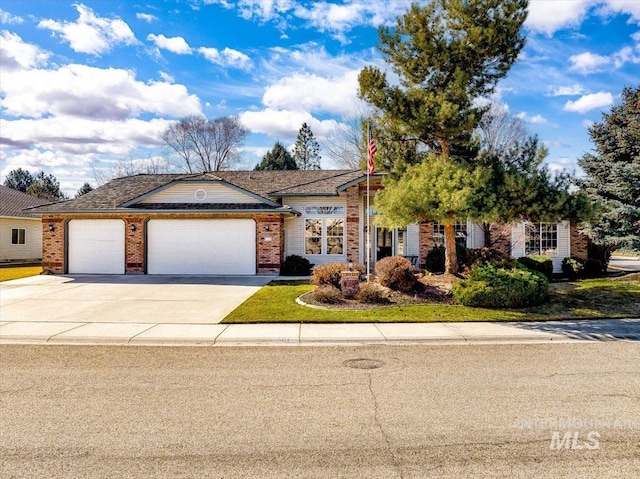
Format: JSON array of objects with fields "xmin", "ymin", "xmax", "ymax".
[
  {"xmin": 130, "ymin": 224, "xmax": 136, "ymax": 232},
  {"xmin": 48, "ymin": 224, "xmax": 55, "ymax": 232}
]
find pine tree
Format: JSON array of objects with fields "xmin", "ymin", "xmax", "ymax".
[
  {"xmin": 578, "ymin": 85, "xmax": 640, "ymax": 252},
  {"xmin": 254, "ymin": 142, "xmax": 298, "ymax": 171},
  {"xmin": 358, "ymin": 0, "xmax": 529, "ymax": 273},
  {"xmin": 293, "ymin": 123, "xmax": 321, "ymax": 170},
  {"xmin": 76, "ymin": 182, "xmax": 94, "ymax": 198}
]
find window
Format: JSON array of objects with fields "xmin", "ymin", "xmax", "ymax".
[
  {"xmin": 305, "ymin": 218, "xmax": 344, "ymax": 255},
  {"xmin": 525, "ymin": 222, "xmax": 557, "ymax": 256},
  {"xmin": 304, "ymin": 206, "xmax": 344, "ymax": 215},
  {"xmin": 433, "ymin": 221, "xmax": 467, "ymax": 247},
  {"xmin": 305, "ymin": 219, "xmax": 322, "ymax": 254},
  {"xmin": 326, "ymin": 219, "xmax": 344, "ymax": 255},
  {"xmin": 11, "ymin": 228, "xmax": 26, "ymax": 245}
]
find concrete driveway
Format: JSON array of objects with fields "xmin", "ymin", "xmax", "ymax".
[{"xmin": 0, "ymin": 274, "xmax": 273, "ymax": 325}]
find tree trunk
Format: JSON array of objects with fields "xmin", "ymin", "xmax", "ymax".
[{"xmin": 444, "ymin": 223, "xmax": 458, "ymax": 274}]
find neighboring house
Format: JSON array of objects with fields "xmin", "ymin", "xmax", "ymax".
[
  {"xmin": 27, "ymin": 170, "xmax": 588, "ymax": 275},
  {"xmin": 0, "ymin": 185, "xmax": 50, "ymax": 262}
]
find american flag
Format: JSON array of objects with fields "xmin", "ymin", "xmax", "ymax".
[{"xmin": 367, "ymin": 123, "xmax": 377, "ymax": 175}]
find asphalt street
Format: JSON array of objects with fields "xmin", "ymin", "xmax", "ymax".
[{"xmin": 1, "ymin": 343, "xmax": 639, "ymax": 478}]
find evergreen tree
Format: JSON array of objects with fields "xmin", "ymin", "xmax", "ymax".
[
  {"xmin": 578, "ymin": 85, "xmax": 640, "ymax": 252},
  {"xmin": 293, "ymin": 123, "xmax": 321, "ymax": 170},
  {"xmin": 76, "ymin": 182, "xmax": 94, "ymax": 198},
  {"xmin": 26, "ymin": 171, "xmax": 67, "ymax": 201},
  {"xmin": 358, "ymin": 0, "xmax": 528, "ymax": 273},
  {"xmin": 3, "ymin": 168, "xmax": 34, "ymax": 192},
  {"xmin": 254, "ymin": 142, "xmax": 298, "ymax": 171}
]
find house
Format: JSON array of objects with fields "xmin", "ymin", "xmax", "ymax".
[
  {"xmin": 27, "ymin": 170, "xmax": 588, "ymax": 275},
  {"xmin": 0, "ymin": 185, "xmax": 50, "ymax": 263}
]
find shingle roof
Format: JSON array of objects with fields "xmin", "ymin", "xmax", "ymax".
[
  {"xmin": 27, "ymin": 170, "xmax": 368, "ymax": 214},
  {"xmin": 0, "ymin": 185, "xmax": 51, "ymax": 218}
]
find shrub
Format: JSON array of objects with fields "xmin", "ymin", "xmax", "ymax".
[
  {"xmin": 462, "ymin": 248, "xmax": 515, "ymax": 271},
  {"xmin": 311, "ymin": 262, "xmax": 366, "ymax": 288},
  {"xmin": 452, "ymin": 264, "xmax": 548, "ymax": 308},
  {"xmin": 355, "ymin": 282, "xmax": 391, "ymax": 304},
  {"xmin": 310, "ymin": 285, "xmax": 344, "ymax": 304},
  {"xmin": 588, "ymin": 243, "xmax": 614, "ymax": 272},
  {"xmin": 375, "ymin": 256, "xmax": 417, "ymax": 293},
  {"xmin": 517, "ymin": 256, "xmax": 554, "ymax": 280},
  {"xmin": 583, "ymin": 258, "xmax": 604, "ymax": 277},
  {"xmin": 562, "ymin": 257, "xmax": 584, "ymax": 280},
  {"xmin": 311, "ymin": 263, "xmax": 344, "ymax": 288},
  {"xmin": 280, "ymin": 255, "xmax": 313, "ymax": 276},
  {"xmin": 425, "ymin": 244, "xmax": 468, "ymax": 273}
]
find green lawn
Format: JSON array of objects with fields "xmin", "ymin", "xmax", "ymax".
[
  {"xmin": 222, "ymin": 275, "xmax": 640, "ymax": 323},
  {"xmin": 0, "ymin": 266, "xmax": 42, "ymax": 282}
]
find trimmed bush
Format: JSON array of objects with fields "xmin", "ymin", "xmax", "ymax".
[
  {"xmin": 562, "ymin": 257, "xmax": 584, "ymax": 280},
  {"xmin": 280, "ymin": 255, "xmax": 313, "ymax": 276},
  {"xmin": 311, "ymin": 262, "xmax": 366, "ymax": 288},
  {"xmin": 425, "ymin": 244, "xmax": 468, "ymax": 273},
  {"xmin": 355, "ymin": 282, "xmax": 391, "ymax": 304},
  {"xmin": 517, "ymin": 256, "xmax": 554, "ymax": 280},
  {"xmin": 310, "ymin": 285, "xmax": 344, "ymax": 304},
  {"xmin": 453, "ymin": 264, "xmax": 549, "ymax": 308},
  {"xmin": 375, "ymin": 256, "xmax": 417, "ymax": 293},
  {"xmin": 462, "ymin": 248, "xmax": 515, "ymax": 271},
  {"xmin": 311, "ymin": 263, "xmax": 343, "ymax": 288},
  {"xmin": 588, "ymin": 243, "xmax": 614, "ymax": 272}
]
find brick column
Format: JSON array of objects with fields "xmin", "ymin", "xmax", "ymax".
[
  {"xmin": 125, "ymin": 216, "xmax": 145, "ymax": 274},
  {"xmin": 256, "ymin": 215, "xmax": 283, "ymax": 274},
  {"xmin": 41, "ymin": 215, "xmax": 65, "ymax": 274},
  {"xmin": 570, "ymin": 222, "xmax": 589, "ymax": 260},
  {"xmin": 418, "ymin": 222, "xmax": 436, "ymax": 269},
  {"xmin": 346, "ymin": 185, "xmax": 360, "ymax": 263}
]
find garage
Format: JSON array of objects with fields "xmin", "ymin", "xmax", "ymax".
[
  {"xmin": 68, "ymin": 219, "xmax": 125, "ymax": 274},
  {"xmin": 147, "ymin": 219, "xmax": 256, "ymax": 275}
]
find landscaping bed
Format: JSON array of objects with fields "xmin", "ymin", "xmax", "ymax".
[
  {"xmin": 0, "ymin": 265, "xmax": 42, "ymax": 282},
  {"xmin": 222, "ymin": 273, "xmax": 640, "ymax": 324}
]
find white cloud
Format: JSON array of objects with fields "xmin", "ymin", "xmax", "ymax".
[
  {"xmin": 550, "ymin": 84, "xmax": 586, "ymax": 96},
  {"xmin": 1, "ymin": 63, "xmax": 201, "ymax": 119},
  {"xmin": 38, "ymin": 4, "xmax": 137, "ymax": 55},
  {"xmin": 239, "ymin": 108, "xmax": 340, "ymax": 139},
  {"xmin": 525, "ymin": 0, "xmax": 593, "ymax": 35},
  {"xmin": 199, "ymin": 46, "xmax": 252, "ymax": 70},
  {"xmin": 569, "ymin": 51, "xmax": 611, "ymax": 73},
  {"xmin": 0, "ymin": 8, "xmax": 23, "ymax": 24},
  {"xmin": 136, "ymin": 12, "xmax": 158, "ymax": 23},
  {"xmin": 262, "ymin": 70, "xmax": 360, "ymax": 116},
  {"xmin": 598, "ymin": 0, "xmax": 640, "ymax": 22},
  {"xmin": 1, "ymin": 117, "xmax": 173, "ymax": 155},
  {"xmin": 159, "ymin": 71, "xmax": 175, "ymax": 83},
  {"xmin": 515, "ymin": 111, "xmax": 549, "ymax": 124},
  {"xmin": 236, "ymin": 0, "xmax": 294, "ymax": 22},
  {"xmin": 0, "ymin": 31, "xmax": 50, "ymax": 72},
  {"xmin": 147, "ymin": 34, "xmax": 192, "ymax": 54},
  {"xmin": 613, "ymin": 45, "xmax": 640, "ymax": 67},
  {"xmin": 564, "ymin": 91, "xmax": 614, "ymax": 113}
]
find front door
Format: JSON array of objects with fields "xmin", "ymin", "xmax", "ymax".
[{"xmin": 375, "ymin": 228, "xmax": 393, "ymax": 262}]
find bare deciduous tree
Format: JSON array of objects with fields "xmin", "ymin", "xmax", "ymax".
[
  {"xmin": 322, "ymin": 103, "xmax": 373, "ymax": 169},
  {"xmin": 478, "ymin": 103, "xmax": 528, "ymax": 155},
  {"xmin": 161, "ymin": 116, "xmax": 249, "ymax": 172},
  {"xmin": 92, "ymin": 156, "xmax": 172, "ymax": 185}
]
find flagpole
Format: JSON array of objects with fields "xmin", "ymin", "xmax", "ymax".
[{"xmin": 366, "ymin": 146, "xmax": 370, "ymax": 282}]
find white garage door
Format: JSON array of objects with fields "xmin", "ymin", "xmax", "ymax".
[
  {"xmin": 147, "ymin": 219, "xmax": 256, "ymax": 275},
  {"xmin": 68, "ymin": 219, "xmax": 125, "ymax": 274}
]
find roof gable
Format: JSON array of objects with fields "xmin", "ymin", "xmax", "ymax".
[{"xmin": 124, "ymin": 179, "xmax": 279, "ymax": 207}]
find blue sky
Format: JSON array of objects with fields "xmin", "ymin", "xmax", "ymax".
[{"xmin": 1, "ymin": 0, "xmax": 639, "ymax": 196}]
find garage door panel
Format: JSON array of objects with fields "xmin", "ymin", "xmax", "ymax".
[
  {"xmin": 147, "ymin": 219, "xmax": 255, "ymax": 275},
  {"xmin": 68, "ymin": 220, "xmax": 125, "ymax": 274}
]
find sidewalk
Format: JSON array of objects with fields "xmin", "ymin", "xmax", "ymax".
[{"xmin": 1, "ymin": 318, "xmax": 638, "ymax": 346}]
